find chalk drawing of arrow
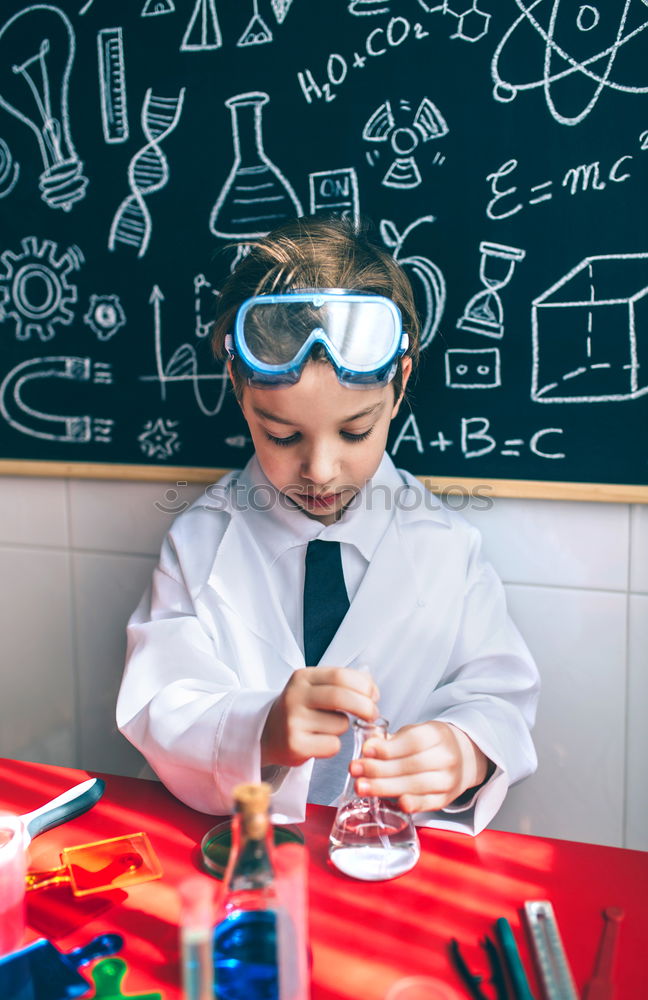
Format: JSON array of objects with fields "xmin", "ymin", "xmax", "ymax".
[{"xmin": 144, "ymin": 284, "xmax": 228, "ymax": 416}]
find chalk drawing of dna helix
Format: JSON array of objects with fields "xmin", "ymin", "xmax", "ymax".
[{"xmin": 108, "ymin": 88, "xmax": 185, "ymax": 257}]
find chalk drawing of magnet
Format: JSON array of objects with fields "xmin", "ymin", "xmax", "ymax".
[{"xmin": 0, "ymin": 356, "xmax": 113, "ymax": 442}]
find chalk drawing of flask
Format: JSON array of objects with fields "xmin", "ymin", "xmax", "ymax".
[{"xmin": 209, "ymin": 92, "xmax": 303, "ymax": 240}]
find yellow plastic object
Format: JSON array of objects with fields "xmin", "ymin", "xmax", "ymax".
[{"xmin": 25, "ymin": 832, "xmax": 163, "ymax": 896}]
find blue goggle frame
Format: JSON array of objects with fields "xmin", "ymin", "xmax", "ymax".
[{"xmin": 225, "ymin": 290, "xmax": 409, "ymax": 389}]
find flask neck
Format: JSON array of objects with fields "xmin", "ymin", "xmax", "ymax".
[
  {"xmin": 224, "ymin": 805, "xmax": 274, "ymax": 895},
  {"xmin": 229, "ymin": 99, "xmax": 266, "ymax": 168},
  {"xmin": 351, "ymin": 717, "xmax": 388, "ymax": 761}
]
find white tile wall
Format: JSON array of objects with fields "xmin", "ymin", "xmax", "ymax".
[
  {"xmin": 0, "ymin": 545, "xmax": 75, "ymax": 766},
  {"xmin": 626, "ymin": 594, "xmax": 648, "ymax": 851},
  {"xmin": 73, "ymin": 550, "xmax": 157, "ymax": 777},
  {"xmin": 461, "ymin": 497, "xmax": 630, "ymax": 590},
  {"xmin": 630, "ymin": 504, "xmax": 648, "ymax": 593},
  {"xmin": 0, "ymin": 477, "xmax": 68, "ymax": 548},
  {"xmin": 0, "ymin": 474, "xmax": 646, "ymax": 851},
  {"xmin": 69, "ymin": 478, "xmax": 204, "ymax": 556},
  {"xmin": 493, "ymin": 584, "xmax": 627, "ymax": 847}
]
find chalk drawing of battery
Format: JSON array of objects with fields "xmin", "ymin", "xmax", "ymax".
[
  {"xmin": 532, "ymin": 253, "xmax": 648, "ymax": 402},
  {"xmin": 0, "ymin": 356, "xmax": 113, "ymax": 442}
]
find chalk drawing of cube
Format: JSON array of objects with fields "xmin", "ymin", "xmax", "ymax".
[{"xmin": 532, "ymin": 253, "xmax": 648, "ymax": 403}]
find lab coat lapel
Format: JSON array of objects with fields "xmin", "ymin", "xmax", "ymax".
[
  {"xmin": 319, "ymin": 519, "xmax": 417, "ymax": 667},
  {"xmin": 205, "ymin": 514, "xmax": 304, "ymax": 671}
]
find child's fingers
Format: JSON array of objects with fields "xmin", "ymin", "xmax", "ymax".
[
  {"xmin": 349, "ymin": 748, "xmax": 451, "ymax": 779},
  {"xmin": 398, "ymin": 792, "xmax": 452, "ymax": 814},
  {"xmin": 362, "ymin": 721, "xmax": 445, "ymax": 760},
  {"xmin": 306, "ymin": 683, "xmax": 379, "ymax": 722},
  {"xmin": 354, "ymin": 770, "xmax": 452, "ymax": 799},
  {"xmin": 308, "ymin": 666, "xmax": 380, "ymax": 704}
]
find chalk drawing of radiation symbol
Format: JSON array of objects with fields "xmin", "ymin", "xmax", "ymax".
[
  {"xmin": 0, "ymin": 237, "xmax": 83, "ymax": 341},
  {"xmin": 491, "ymin": 1, "xmax": 648, "ymax": 127},
  {"xmin": 363, "ymin": 98, "xmax": 449, "ymax": 189}
]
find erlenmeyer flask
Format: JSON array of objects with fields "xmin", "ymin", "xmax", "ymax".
[
  {"xmin": 209, "ymin": 92, "xmax": 303, "ymax": 239},
  {"xmin": 328, "ymin": 718, "xmax": 420, "ymax": 881}
]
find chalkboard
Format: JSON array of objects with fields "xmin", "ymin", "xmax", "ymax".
[{"xmin": 1, "ymin": 0, "xmax": 647, "ymax": 501}]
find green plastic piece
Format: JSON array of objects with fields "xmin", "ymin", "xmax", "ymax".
[{"xmin": 91, "ymin": 958, "xmax": 162, "ymax": 1000}]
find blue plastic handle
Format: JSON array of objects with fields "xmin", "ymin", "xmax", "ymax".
[{"xmin": 21, "ymin": 777, "xmax": 106, "ymax": 842}]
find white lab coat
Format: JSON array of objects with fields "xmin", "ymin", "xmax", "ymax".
[{"xmin": 117, "ymin": 459, "xmax": 539, "ymax": 834}]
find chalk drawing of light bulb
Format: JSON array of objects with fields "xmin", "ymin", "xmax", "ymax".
[
  {"xmin": 209, "ymin": 92, "xmax": 303, "ymax": 240},
  {"xmin": 0, "ymin": 6, "xmax": 88, "ymax": 212}
]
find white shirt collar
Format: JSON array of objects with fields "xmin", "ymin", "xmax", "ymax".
[{"xmin": 230, "ymin": 453, "xmax": 406, "ymax": 565}]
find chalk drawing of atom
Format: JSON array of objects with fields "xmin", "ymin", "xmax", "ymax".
[{"xmin": 491, "ymin": 1, "xmax": 648, "ymax": 126}]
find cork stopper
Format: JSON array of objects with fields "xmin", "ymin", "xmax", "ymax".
[{"xmin": 233, "ymin": 782, "xmax": 272, "ymax": 840}]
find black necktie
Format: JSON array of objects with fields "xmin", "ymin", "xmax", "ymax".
[{"xmin": 303, "ymin": 540, "xmax": 350, "ymax": 665}]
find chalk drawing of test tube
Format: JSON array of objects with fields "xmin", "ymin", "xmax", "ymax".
[
  {"xmin": 0, "ymin": 356, "xmax": 113, "ymax": 442},
  {"xmin": 109, "ymin": 88, "xmax": 185, "ymax": 258},
  {"xmin": 0, "ymin": 5, "xmax": 89, "ymax": 212}
]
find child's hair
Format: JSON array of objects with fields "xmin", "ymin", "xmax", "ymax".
[{"xmin": 211, "ymin": 215, "xmax": 421, "ymax": 401}]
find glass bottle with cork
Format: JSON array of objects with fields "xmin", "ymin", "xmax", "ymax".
[{"xmin": 214, "ymin": 781, "xmax": 279, "ymax": 1000}]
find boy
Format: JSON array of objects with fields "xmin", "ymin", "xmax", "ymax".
[{"xmin": 117, "ymin": 217, "xmax": 539, "ymax": 833}]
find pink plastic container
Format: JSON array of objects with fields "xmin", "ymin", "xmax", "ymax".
[{"xmin": 0, "ymin": 814, "xmax": 26, "ymax": 956}]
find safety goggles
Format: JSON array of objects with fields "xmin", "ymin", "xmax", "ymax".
[{"xmin": 225, "ymin": 290, "xmax": 408, "ymax": 388}]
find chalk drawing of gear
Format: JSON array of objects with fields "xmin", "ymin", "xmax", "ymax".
[
  {"xmin": 84, "ymin": 293, "xmax": 126, "ymax": 340},
  {"xmin": 0, "ymin": 355, "xmax": 113, "ymax": 442},
  {"xmin": 0, "ymin": 236, "xmax": 84, "ymax": 341}
]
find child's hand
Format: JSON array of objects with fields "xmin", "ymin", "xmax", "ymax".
[
  {"xmin": 261, "ymin": 667, "xmax": 380, "ymax": 768},
  {"xmin": 348, "ymin": 721, "xmax": 491, "ymax": 813}
]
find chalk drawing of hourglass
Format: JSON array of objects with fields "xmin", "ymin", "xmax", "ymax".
[
  {"xmin": 209, "ymin": 92, "xmax": 303, "ymax": 240},
  {"xmin": 456, "ymin": 241, "xmax": 526, "ymax": 338}
]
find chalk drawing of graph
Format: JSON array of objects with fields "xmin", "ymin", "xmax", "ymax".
[
  {"xmin": 0, "ymin": 356, "xmax": 113, "ymax": 442},
  {"xmin": 491, "ymin": 0, "xmax": 648, "ymax": 126},
  {"xmin": 109, "ymin": 89, "xmax": 185, "ymax": 257},
  {"xmin": 141, "ymin": 285, "xmax": 229, "ymax": 417},
  {"xmin": 532, "ymin": 253, "xmax": 648, "ymax": 402}
]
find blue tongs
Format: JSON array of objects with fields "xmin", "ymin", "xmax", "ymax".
[{"xmin": 450, "ymin": 918, "xmax": 537, "ymax": 1000}]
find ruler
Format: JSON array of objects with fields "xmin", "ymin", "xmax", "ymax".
[
  {"xmin": 97, "ymin": 28, "xmax": 129, "ymax": 144},
  {"xmin": 524, "ymin": 900, "xmax": 579, "ymax": 1000}
]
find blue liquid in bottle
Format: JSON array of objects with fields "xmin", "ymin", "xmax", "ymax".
[
  {"xmin": 214, "ymin": 909, "xmax": 278, "ymax": 1000},
  {"xmin": 214, "ymin": 783, "xmax": 279, "ymax": 1000}
]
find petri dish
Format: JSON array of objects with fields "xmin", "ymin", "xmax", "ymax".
[{"xmin": 201, "ymin": 820, "xmax": 304, "ymax": 880}]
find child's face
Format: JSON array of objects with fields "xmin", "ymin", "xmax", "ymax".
[{"xmin": 237, "ymin": 358, "xmax": 412, "ymax": 524}]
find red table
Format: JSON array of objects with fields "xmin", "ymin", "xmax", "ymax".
[{"xmin": 1, "ymin": 758, "xmax": 646, "ymax": 999}]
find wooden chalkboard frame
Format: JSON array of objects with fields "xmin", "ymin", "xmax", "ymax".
[{"xmin": 1, "ymin": 460, "xmax": 646, "ymax": 503}]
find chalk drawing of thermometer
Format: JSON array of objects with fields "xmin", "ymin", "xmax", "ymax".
[
  {"xmin": 0, "ymin": 356, "xmax": 113, "ymax": 442},
  {"xmin": 109, "ymin": 88, "xmax": 185, "ymax": 257},
  {"xmin": 97, "ymin": 27, "xmax": 129, "ymax": 143},
  {"xmin": 0, "ymin": 6, "xmax": 89, "ymax": 212}
]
